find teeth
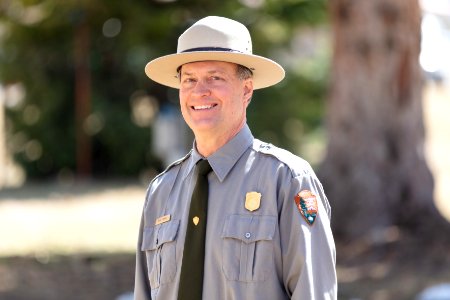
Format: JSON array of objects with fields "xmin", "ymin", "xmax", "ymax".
[{"xmin": 193, "ymin": 105, "xmax": 213, "ymax": 110}]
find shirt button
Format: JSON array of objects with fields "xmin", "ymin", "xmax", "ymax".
[{"xmin": 245, "ymin": 232, "xmax": 251, "ymax": 239}]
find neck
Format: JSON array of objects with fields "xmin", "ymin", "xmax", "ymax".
[{"xmin": 194, "ymin": 123, "xmax": 245, "ymax": 157}]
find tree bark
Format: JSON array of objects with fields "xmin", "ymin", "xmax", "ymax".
[
  {"xmin": 74, "ymin": 20, "xmax": 92, "ymax": 177},
  {"xmin": 0, "ymin": 95, "xmax": 5, "ymax": 187},
  {"xmin": 320, "ymin": 0, "xmax": 443, "ymax": 239}
]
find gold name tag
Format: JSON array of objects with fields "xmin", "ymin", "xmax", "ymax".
[{"xmin": 155, "ymin": 214, "xmax": 171, "ymax": 225}]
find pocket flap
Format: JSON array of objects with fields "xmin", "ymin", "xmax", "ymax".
[
  {"xmin": 141, "ymin": 220, "xmax": 180, "ymax": 251},
  {"xmin": 222, "ymin": 215, "xmax": 276, "ymax": 244}
]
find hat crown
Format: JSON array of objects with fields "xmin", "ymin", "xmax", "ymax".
[{"xmin": 177, "ymin": 16, "xmax": 253, "ymax": 54}]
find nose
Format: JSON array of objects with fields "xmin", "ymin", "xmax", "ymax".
[{"xmin": 192, "ymin": 80, "xmax": 211, "ymax": 97}]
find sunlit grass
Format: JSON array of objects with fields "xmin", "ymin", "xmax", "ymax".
[{"xmin": 0, "ymin": 182, "xmax": 145, "ymax": 257}]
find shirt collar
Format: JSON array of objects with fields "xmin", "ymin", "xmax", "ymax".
[{"xmin": 183, "ymin": 124, "xmax": 254, "ymax": 182}]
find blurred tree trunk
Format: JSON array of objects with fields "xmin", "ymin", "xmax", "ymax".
[
  {"xmin": 74, "ymin": 20, "xmax": 92, "ymax": 177},
  {"xmin": 320, "ymin": 0, "xmax": 446, "ymax": 240},
  {"xmin": 0, "ymin": 97, "xmax": 4, "ymax": 187}
]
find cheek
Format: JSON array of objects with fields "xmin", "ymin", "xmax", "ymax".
[
  {"xmin": 179, "ymin": 91, "xmax": 189, "ymax": 109},
  {"xmin": 237, "ymin": 90, "xmax": 248, "ymax": 110},
  {"xmin": 179, "ymin": 90, "xmax": 185, "ymax": 104},
  {"xmin": 178, "ymin": 93, "xmax": 189, "ymax": 119},
  {"xmin": 230, "ymin": 97, "xmax": 247, "ymax": 118}
]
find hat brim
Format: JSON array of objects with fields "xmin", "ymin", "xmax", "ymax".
[{"xmin": 145, "ymin": 51, "xmax": 285, "ymax": 90}]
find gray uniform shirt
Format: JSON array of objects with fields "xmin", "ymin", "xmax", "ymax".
[{"xmin": 134, "ymin": 124, "xmax": 337, "ymax": 300}]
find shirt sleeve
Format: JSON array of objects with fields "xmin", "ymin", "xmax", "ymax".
[
  {"xmin": 134, "ymin": 212, "xmax": 152, "ymax": 300},
  {"xmin": 279, "ymin": 172, "xmax": 337, "ymax": 300}
]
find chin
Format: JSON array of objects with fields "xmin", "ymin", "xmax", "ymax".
[{"xmin": 189, "ymin": 120, "xmax": 218, "ymax": 131}]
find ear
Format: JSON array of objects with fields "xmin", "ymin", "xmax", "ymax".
[{"xmin": 243, "ymin": 79, "xmax": 253, "ymax": 106}]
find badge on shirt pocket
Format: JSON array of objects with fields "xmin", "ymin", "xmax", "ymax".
[{"xmin": 245, "ymin": 191, "xmax": 261, "ymax": 212}]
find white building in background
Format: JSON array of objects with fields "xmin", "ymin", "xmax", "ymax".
[
  {"xmin": 152, "ymin": 104, "xmax": 190, "ymax": 168},
  {"xmin": 420, "ymin": 0, "xmax": 450, "ymax": 85}
]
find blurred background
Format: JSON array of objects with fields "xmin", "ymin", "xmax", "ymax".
[{"xmin": 0, "ymin": 0, "xmax": 450, "ymax": 299}]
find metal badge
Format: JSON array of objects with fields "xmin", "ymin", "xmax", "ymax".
[{"xmin": 245, "ymin": 191, "xmax": 261, "ymax": 212}]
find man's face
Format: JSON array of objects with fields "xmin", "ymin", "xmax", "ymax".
[{"xmin": 179, "ymin": 61, "xmax": 253, "ymax": 140}]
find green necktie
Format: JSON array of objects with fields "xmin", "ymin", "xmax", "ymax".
[{"xmin": 178, "ymin": 159, "xmax": 212, "ymax": 300}]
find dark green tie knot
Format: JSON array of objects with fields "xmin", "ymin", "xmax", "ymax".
[{"xmin": 197, "ymin": 159, "xmax": 212, "ymax": 177}]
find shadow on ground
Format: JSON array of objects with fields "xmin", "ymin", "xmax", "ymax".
[{"xmin": 0, "ymin": 253, "xmax": 135, "ymax": 300}]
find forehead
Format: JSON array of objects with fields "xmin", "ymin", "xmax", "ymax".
[{"xmin": 180, "ymin": 61, "xmax": 237, "ymax": 74}]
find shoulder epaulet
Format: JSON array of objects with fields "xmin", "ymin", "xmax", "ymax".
[
  {"xmin": 252, "ymin": 139, "xmax": 313, "ymax": 178},
  {"xmin": 150, "ymin": 150, "xmax": 192, "ymax": 184}
]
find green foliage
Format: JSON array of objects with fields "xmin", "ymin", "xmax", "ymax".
[
  {"xmin": 0, "ymin": 0, "xmax": 328, "ymax": 178},
  {"xmin": 248, "ymin": 72, "xmax": 327, "ymax": 154}
]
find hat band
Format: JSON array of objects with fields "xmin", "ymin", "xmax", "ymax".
[{"xmin": 181, "ymin": 47, "xmax": 245, "ymax": 54}]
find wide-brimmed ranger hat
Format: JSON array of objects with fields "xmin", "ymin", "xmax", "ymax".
[{"xmin": 145, "ymin": 16, "xmax": 285, "ymax": 90}]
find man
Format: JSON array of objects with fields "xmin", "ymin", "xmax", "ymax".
[{"xmin": 134, "ymin": 16, "xmax": 337, "ymax": 300}]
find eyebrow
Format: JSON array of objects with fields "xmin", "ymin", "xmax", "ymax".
[{"xmin": 181, "ymin": 69, "xmax": 227, "ymax": 77}]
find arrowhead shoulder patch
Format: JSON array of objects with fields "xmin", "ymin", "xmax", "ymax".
[{"xmin": 294, "ymin": 190, "xmax": 318, "ymax": 226}]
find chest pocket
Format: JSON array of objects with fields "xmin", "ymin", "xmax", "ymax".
[
  {"xmin": 221, "ymin": 214, "xmax": 277, "ymax": 282},
  {"xmin": 141, "ymin": 220, "xmax": 180, "ymax": 289}
]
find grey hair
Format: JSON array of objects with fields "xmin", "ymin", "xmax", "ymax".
[
  {"xmin": 236, "ymin": 64, "xmax": 254, "ymax": 80},
  {"xmin": 237, "ymin": 64, "xmax": 253, "ymax": 105}
]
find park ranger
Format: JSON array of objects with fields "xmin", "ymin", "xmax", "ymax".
[{"xmin": 134, "ymin": 16, "xmax": 337, "ymax": 300}]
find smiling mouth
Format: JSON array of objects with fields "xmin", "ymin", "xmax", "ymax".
[{"xmin": 192, "ymin": 104, "xmax": 217, "ymax": 110}]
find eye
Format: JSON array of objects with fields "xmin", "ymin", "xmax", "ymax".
[
  {"xmin": 182, "ymin": 77, "xmax": 196, "ymax": 84},
  {"xmin": 210, "ymin": 76, "xmax": 224, "ymax": 82}
]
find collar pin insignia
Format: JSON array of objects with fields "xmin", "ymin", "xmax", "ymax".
[{"xmin": 193, "ymin": 216, "xmax": 200, "ymax": 226}]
